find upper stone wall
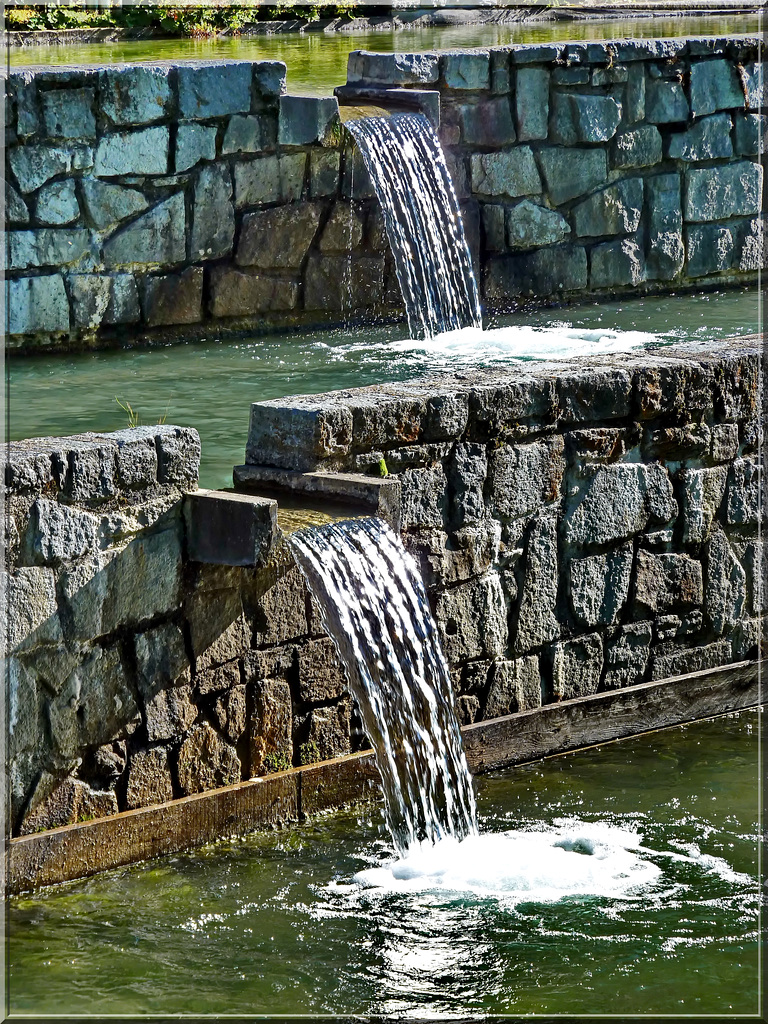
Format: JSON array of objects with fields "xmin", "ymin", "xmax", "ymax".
[{"xmin": 5, "ymin": 39, "xmax": 765, "ymax": 352}]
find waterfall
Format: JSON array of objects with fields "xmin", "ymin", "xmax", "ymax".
[
  {"xmin": 289, "ymin": 517, "xmax": 478, "ymax": 855},
  {"xmin": 345, "ymin": 112, "xmax": 482, "ymax": 340}
]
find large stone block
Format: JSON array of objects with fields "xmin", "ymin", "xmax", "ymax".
[
  {"xmin": 645, "ymin": 173, "xmax": 684, "ymax": 280},
  {"xmin": 680, "ymin": 466, "xmax": 728, "ymax": 543},
  {"xmin": 278, "ymin": 95, "xmax": 339, "ymax": 146},
  {"xmin": 347, "ymin": 50, "xmax": 439, "ymax": 86},
  {"xmin": 633, "ymin": 550, "xmax": 703, "ymax": 616},
  {"xmin": 35, "ymin": 179, "xmax": 80, "ymax": 226},
  {"xmin": 254, "ymin": 61, "xmax": 287, "ymax": 97},
  {"xmin": 245, "ymin": 398, "xmax": 352, "ymax": 472},
  {"xmin": 569, "ymin": 543, "xmax": 633, "ymax": 627},
  {"xmin": 441, "ymin": 49, "xmax": 490, "ymax": 90},
  {"xmin": 735, "ymin": 215, "xmax": 765, "ymax": 272},
  {"xmin": 296, "ymin": 637, "xmax": 347, "ymax": 704},
  {"xmin": 611, "ymin": 125, "xmax": 662, "ymax": 168},
  {"xmin": 5, "ymin": 566, "xmax": 60, "ymax": 654},
  {"xmin": 135, "ymin": 621, "xmax": 190, "ymax": 698},
  {"xmin": 222, "ymin": 114, "xmax": 272, "ymax": 155},
  {"xmin": 646, "ymin": 80, "xmax": 689, "ymax": 123},
  {"xmin": 549, "ymin": 92, "xmax": 621, "ymax": 144},
  {"xmin": 254, "ymin": 565, "xmax": 311, "ymax": 645},
  {"xmin": 213, "ymin": 685, "xmax": 248, "ymax": 745},
  {"xmin": 103, "ymin": 193, "xmax": 186, "ymax": 267},
  {"xmin": 68, "ymin": 273, "xmax": 140, "ymax": 329},
  {"xmin": 125, "ymin": 747, "xmax": 174, "ymax": 809},
  {"xmin": 538, "ymin": 146, "xmax": 607, "ymax": 205},
  {"xmin": 435, "ymin": 572, "xmax": 508, "ymax": 664},
  {"xmin": 689, "ymin": 59, "xmax": 746, "ymax": 116},
  {"xmin": 470, "ymin": 147, "xmax": 541, "ymax": 198},
  {"xmin": 6, "ymin": 183, "xmax": 30, "ymax": 225},
  {"xmin": 487, "ymin": 436, "xmax": 565, "ymax": 521},
  {"xmin": 668, "ymin": 112, "xmax": 734, "ymax": 162},
  {"xmin": 505, "ymin": 200, "xmax": 570, "ymax": 249},
  {"xmin": 250, "ymin": 677, "xmax": 293, "ymax": 775},
  {"xmin": 237, "ymin": 204, "xmax": 322, "ymax": 268},
  {"xmin": 145, "ymin": 683, "xmax": 197, "ymax": 743},
  {"xmin": 177, "ymin": 61, "xmax": 253, "ymax": 119},
  {"xmin": 184, "ymin": 489, "xmax": 277, "ymax": 568},
  {"xmin": 485, "ymin": 245, "xmax": 588, "ymax": 300},
  {"xmin": 514, "ymin": 516, "xmax": 559, "ymax": 654},
  {"xmin": 27, "ymin": 498, "xmax": 99, "ymax": 565},
  {"xmin": 704, "ymin": 526, "xmax": 746, "ymax": 635},
  {"xmin": 551, "ymin": 633, "xmax": 603, "ymax": 700},
  {"xmin": 685, "ymin": 224, "xmax": 734, "ymax": 278},
  {"xmin": 234, "ymin": 153, "xmax": 306, "ymax": 208},
  {"xmin": 447, "ymin": 443, "xmax": 487, "ymax": 528},
  {"xmin": 9, "ymin": 144, "xmax": 75, "ymax": 193},
  {"xmin": 100, "ymin": 65, "xmax": 173, "ymax": 126},
  {"xmin": 210, "ymin": 268, "xmax": 298, "ymax": 318},
  {"xmin": 650, "ymin": 638, "xmax": 732, "ymax": 680},
  {"xmin": 590, "ymin": 238, "xmax": 646, "ymax": 288},
  {"xmin": 515, "ymin": 67, "xmax": 549, "ymax": 141},
  {"xmin": 8, "ymin": 229, "xmax": 91, "ymax": 271},
  {"xmin": 20, "ymin": 777, "xmax": 117, "ymax": 834},
  {"xmin": 7, "ymin": 275, "xmax": 69, "ymax": 335},
  {"xmin": 42, "ymin": 87, "xmax": 95, "ymax": 139},
  {"xmin": 684, "ymin": 161, "xmax": 763, "ymax": 222},
  {"xmin": 564, "ymin": 463, "xmax": 676, "ymax": 547},
  {"xmin": 304, "ymin": 702, "xmax": 351, "ymax": 762},
  {"xmin": 175, "ymin": 122, "xmax": 217, "ymax": 172},
  {"xmin": 404, "ymin": 522, "xmax": 500, "ymax": 590},
  {"xmin": 726, "ymin": 458, "xmax": 761, "ymax": 526},
  {"xmin": 319, "ymin": 203, "xmax": 364, "ymax": 252},
  {"xmin": 143, "ymin": 266, "xmax": 203, "ymax": 327},
  {"xmin": 155, "ymin": 425, "xmax": 200, "ymax": 487},
  {"xmin": 483, "ymin": 655, "xmax": 540, "ymax": 718},
  {"xmin": 399, "ymin": 465, "xmax": 449, "ymax": 529},
  {"xmin": 177, "ymin": 722, "xmax": 241, "ymax": 794},
  {"xmin": 310, "ymin": 150, "xmax": 341, "ymax": 198},
  {"xmin": 459, "ymin": 98, "xmax": 516, "ymax": 146},
  {"xmin": 304, "ymin": 254, "xmax": 384, "ymax": 311},
  {"xmin": 94, "ymin": 126, "xmax": 169, "ymax": 177},
  {"xmin": 191, "ymin": 163, "xmax": 235, "ymax": 260},
  {"xmin": 603, "ymin": 621, "xmax": 652, "ymax": 689},
  {"xmin": 80, "ymin": 179, "xmax": 148, "ymax": 230},
  {"xmin": 572, "ymin": 178, "xmax": 643, "ymax": 237}
]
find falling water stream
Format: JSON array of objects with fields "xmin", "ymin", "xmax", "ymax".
[{"xmin": 345, "ymin": 112, "xmax": 482, "ymax": 339}]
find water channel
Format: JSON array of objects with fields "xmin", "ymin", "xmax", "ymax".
[{"xmin": 8, "ymin": 710, "xmax": 760, "ymax": 1016}]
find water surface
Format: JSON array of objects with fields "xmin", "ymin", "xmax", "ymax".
[{"xmin": 8, "ymin": 710, "xmax": 761, "ymax": 1016}]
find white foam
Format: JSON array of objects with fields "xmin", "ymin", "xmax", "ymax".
[{"xmin": 354, "ymin": 821, "xmax": 663, "ymax": 904}]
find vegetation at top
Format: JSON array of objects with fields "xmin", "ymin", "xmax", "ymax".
[{"xmin": 5, "ymin": 3, "xmax": 381, "ymax": 36}]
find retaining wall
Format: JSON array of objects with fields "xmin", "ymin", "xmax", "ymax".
[
  {"xmin": 5, "ymin": 36, "xmax": 765, "ymax": 352},
  {"xmin": 6, "ymin": 335, "xmax": 764, "ymax": 839}
]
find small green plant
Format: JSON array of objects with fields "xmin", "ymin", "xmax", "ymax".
[
  {"xmin": 378, "ymin": 458, "xmax": 389, "ymax": 478},
  {"xmin": 298, "ymin": 740, "xmax": 321, "ymax": 766},
  {"xmin": 116, "ymin": 397, "xmax": 140, "ymax": 428},
  {"xmin": 262, "ymin": 750, "xmax": 293, "ymax": 774}
]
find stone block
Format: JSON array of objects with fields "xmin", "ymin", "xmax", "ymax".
[
  {"xmin": 611, "ymin": 125, "xmax": 662, "ymax": 168},
  {"xmin": 667, "ymin": 112, "xmax": 734, "ymax": 161},
  {"xmin": 103, "ymin": 193, "xmax": 186, "ymax": 267},
  {"xmin": 459, "ymin": 98, "xmax": 516, "ymax": 146},
  {"xmin": 7, "ymin": 183, "xmax": 29, "ymax": 225},
  {"xmin": 254, "ymin": 61, "xmax": 287, "ymax": 97},
  {"xmin": 125, "ymin": 747, "xmax": 174, "ymax": 809},
  {"xmin": 135, "ymin": 621, "xmax": 190, "ymax": 698},
  {"xmin": 245, "ymin": 398, "xmax": 352, "ymax": 472},
  {"xmin": 185, "ymin": 489, "xmax": 278, "ymax": 568},
  {"xmin": 592, "ymin": 66, "xmax": 629, "ymax": 86},
  {"xmin": 726, "ymin": 458, "xmax": 761, "ymax": 526},
  {"xmin": 591, "ymin": 238, "xmax": 646, "ymax": 288},
  {"xmin": 446, "ymin": 443, "xmax": 486, "ymax": 528},
  {"xmin": 685, "ymin": 224, "xmax": 734, "ymax": 278},
  {"xmin": 435, "ymin": 572, "xmax": 508, "ymax": 664},
  {"xmin": 221, "ymin": 114, "xmax": 270, "ymax": 155},
  {"xmin": 8, "ymin": 229, "xmax": 91, "ymax": 271},
  {"xmin": 145, "ymin": 683, "xmax": 197, "ymax": 743},
  {"xmin": 741, "ymin": 61, "xmax": 766, "ymax": 109},
  {"xmin": 551, "ymin": 633, "xmax": 603, "ymax": 700},
  {"xmin": 603, "ymin": 621, "xmax": 652, "ymax": 689},
  {"xmin": 27, "ymin": 498, "xmax": 99, "ymax": 565},
  {"xmin": 304, "ymin": 702, "xmax": 351, "ymax": 762},
  {"xmin": 296, "ymin": 637, "xmax": 346, "ymax": 704},
  {"xmin": 319, "ymin": 202, "xmax": 364, "ymax": 252},
  {"xmin": 470, "ymin": 147, "xmax": 541, "ymax": 198},
  {"xmin": 310, "ymin": 150, "xmax": 341, "ymax": 198},
  {"xmin": 633, "ymin": 549, "xmax": 703, "ymax": 617},
  {"xmin": 650, "ymin": 638, "xmax": 732, "ymax": 680},
  {"xmin": 143, "ymin": 266, "xmax": 203, "ymax": 327},
  {"xmin": 684, "ymin": 161, "xmax": 763, "ymax": 222},
  {"xmin": 94, "ymin": 126, "xmax": 169, "ymax": 177},
  {"xmin": 347, "ymin": 50, "xmax": 439, "ymax": 86},
  {"xmin": 481, "ymin": 204, "xmax": 506, "ymax": 252},
  {"xmin": 538, "ymin": 146, "xmax": 607, "ymax": 205},
  {"xmin": 441, "ymin": 49, "xmax": 490, "ymax": 90},
  {"xmin": 646, "ymin": 80, "xmax": 689, "ymax": 123},
  {"xmin": 490, "ymin": 49, "xmax": 512, "ymax": 94},
  {"xmin": 486, "ymin": 245, "xmax": 588, "ymax": 300},
  {"xmin": 100, "ymin": 65, "xmax": 173, "ymax": 126},
  {"xmin": 20, "ymin": 777, "xmax": 118, "ymax": 834},
  {"xmin": 237, "ymin": 203, "xmax": 322, "ymax": 270},
  {"xmin": 404, "ymin": 522, "xmax": 500, "ymax": 591},
  {"xmin": 680, "ymin": 466, "xmax": 728, "ymax": 543},
  {"xmin": 5, "ymin": 566, "xmax": 60, "ymax": 654},
  {"xmin": 178, "ymin": 722, "xmax": 241, "ymax": 794},
  {"xmin": 505, "ymin": 200, "xmax": 570, "ymax": 249},
  {"xmin": 175, "ymin": 123, "xmax": 217, "ymax": 172},
  {"xmin": 711, "ymin": 423, "xmax": 739, "ymax": 463},
  {"xmin": 155, "ymin": 425, "xmax": 200, "ymax": 487},
  {"xmin": 552, "ymin": 67, "xmax": 590, "ymax": 86},
  {"xmin": 569, "ymin": 543, "xmax": 633, "ymax": 627},
  {"xmin": 487, "ymin": 437, "xmax": 565, "ymax": 521},
  {"xmin": 279, "ymin": 95, "xmax": 339, "ymax": 146},
  {"xmin": 623, "ymin": 63, "xmax": 646, "ymax": 123},
  {"xmin": 68, "ymin": 273, "xmax": 140, "ymax": 329},
  {"xmin": 510, "ymin": 44, "xmax": 561, "ymax": 65},
  {"xmin": 9, "ymin": 144, "xmax": 72, "ymax": 193},
  {"xmin": 572, "ymin": 178, "xmax": 643, "ymax": 237},
  {"xmin": 177, "ymin": 61, "xmax": 253, "ymax": 119},
  {"xmin": 734, "ymin": 216, "xmax": 765, "ymax": 272},
  {"xmin": 80, "ymin": 179, "xmax": 148, "ymax": 230},
  {"xmin": 400, "ymin": 465, "xmax": 449, "ymax": 529},
  {"xmin": 210, "ymin": 268, "xmax": 298, "ymax": 318},
  {"xmin": 689, "ymin": 59, "xmax": 745, "ymax": 116},
  {"xmin": 36, "ymin": 179, "xmax": 80, "ymax": 226},
  {"xmin": 42, "ymin": 87, "xmax": 95, "ymax": 139},
  {"xmin": 7, "ymin": 275, "xmax": 69, "ymax": 335},
  {"xmin": 645, "ymin": 173, "xmax": 684, "ymax": 280},
  {"xmin": 304, "ymin": 254, "xmax": 383, "ymax": 311},
  {"xmin": 704, "ymin": 526, "xmax": 746, "ymax": 635},
  {"xmin": 483, "ymin": 656, "xmax": 540, "ymax": 718},
  {"xmin": 250, "ymin": 677, "xmax": 293, "ymax": 774},
  {"xmin": 256, "ymin": 565, "xmax": 311, "ymax": 645},
  {"xmin": 564, "ymin": 463, "xmax": 676, "ymax": 547},
  {"xmin": 515, "ymin": 67, "xmax": 549, "ymax": 141},
  {"xmin": 234, "ymin": 153, "xmax": 307, "ymax": 208},
  {"xmin": 549, "ymin": 92, "xmax": 621, "ymax": 144},
  {"xmin": 514, "ymin": 516, "xmax": 559, "ymax": 654},
  {"xmin": 558, "ymin": 365, "xmax": 634, "ymax": 424},
  {"xmin": 191, "ymin": 163, "xmax": 235, "ymax": 260}
]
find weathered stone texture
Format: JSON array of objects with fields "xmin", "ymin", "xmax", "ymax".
[
  {"xmin": 177, "ymin": 722, "xmax": 241, "ymax": 794},
  {"xmin": 125, "ymin": 747, "xmax": 174, "ymax": 809},
  {"xmin": 191, "ymin": 164, "xmax": 235, "ymax": 260},
  {"xmin": 551, "ymin": 633, "xmax": 603, "ymax": 700}
]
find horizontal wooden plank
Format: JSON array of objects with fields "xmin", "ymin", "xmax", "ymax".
[{"xmin": 7, "ymin": 660, "xmax": 760, "ymax": 894}]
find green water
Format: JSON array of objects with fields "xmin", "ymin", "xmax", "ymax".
[
  {"xmin": 7, "ymin": 710, "xmax": 761, "ymax": 1016},
  {"xmin": 7, "ymin": 288, "xmax": 761, "ymax": 490},
  {"xmin": 8, "ymin": 15, "xmax": 761, "ymax": 95}
]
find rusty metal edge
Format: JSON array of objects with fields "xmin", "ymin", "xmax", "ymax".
[{"xmin": 6, "ymin": 661, "xmax": 760, "ymax": 894}]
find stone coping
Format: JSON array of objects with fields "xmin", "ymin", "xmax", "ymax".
[{"xmin": 7, "ymin": 659, "xmax": 759, "ymax": 895}]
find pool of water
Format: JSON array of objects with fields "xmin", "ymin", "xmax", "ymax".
[
  {"xmin": 9, "ymin": 15, "xmax": 761, "ymax": 95},
  {"xmin": 7, "ymin": 709, "xmax": 761, "ymax": 1016},
  {"xmin": 7, "ymin": 287, "xmax": 761, "ymax": 490}
]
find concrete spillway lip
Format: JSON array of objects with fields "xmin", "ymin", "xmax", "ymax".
[{"xmin": 7, "ymin": 659, "xmax": 759, "ymax": 895}]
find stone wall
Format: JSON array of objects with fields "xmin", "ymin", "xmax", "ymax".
[{"xmin": 5, "ymin": 37, "xmax": 765, "ymax": 352}]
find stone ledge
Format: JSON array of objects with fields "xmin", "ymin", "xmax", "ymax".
[
  {"xmin": 7, "ymin": 659, "xmax": 759, "ymax": 894},
  {"xmin": 184, "ymin": 488, "xmax": 279, "ymax": 567}
]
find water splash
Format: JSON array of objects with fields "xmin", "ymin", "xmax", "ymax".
[
  {"xmin": 289, "ymin": 517, "xmax": 478, "ymax": 855},
  {"xmin": 345, "ymin": 112, "xmax": 482, "ymax": 340}
]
